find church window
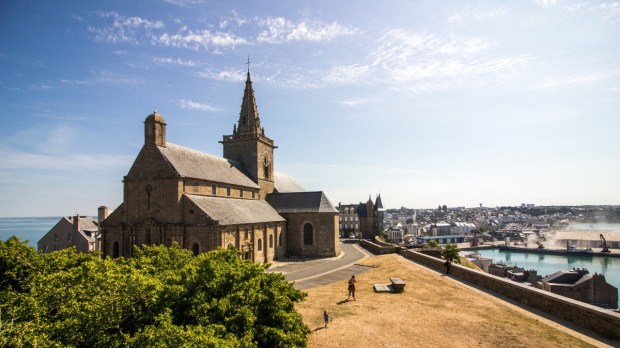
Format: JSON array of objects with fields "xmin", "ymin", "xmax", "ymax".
[
  {"xmin": 278, "ymin": 233, "xmax": 283, "ymax": 247},
  {"xmin": 54, "ymin": 233, "xmax": 58, "ymax": 241},
  {"xmin": 240, "ymin": 189, "xmax": 244, "ymax": 197},
  {"xmin": 257, "ymin": 238, "xmax": 262, "ymax": 251},
  {"xmin": 67, "ymin": 233, "xmax": 72, "ymax": 241},
  {"xmin": 355, "ymin": 224, "xmax": 358, "ymax": 229},
  {"xmin": 345, "ymin": 217, "xmax": 348, "ymax": 222},
  {"xmin": 43, "ymin": 245, "xmax": 48, "ymax": 252},
  {"xmin": 212, "ymin": 184, "xmax": 217, "ymax": 195},
  {"xmin": 112, "ymin": 241, "xmax": 120, "ymax": 258},
  {"xmin": 269, "ymin": 234, "xmax": 273, "ymax": 248},
  {"xmin": 303, "ymin": 223, "xmax": 314, "ymax": 245},
  {"xmin": 355, "ymin": 216, "xmax": 358, "ymax": 221},
  {"xmin": 227, "ymin": 186, "xmax": 231, "ymax": 196},
  {"xmin": 192, "ymin": 242, "xmax": 200, "ymax": 256},
  {"xmin": 252, "ymin": 191, "xmax": 255, "ymax": 199},
  {"xmin": 339, "ymin": 216, "xmax": 342, "ymax": 221}
]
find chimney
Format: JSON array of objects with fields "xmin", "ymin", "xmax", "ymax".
[
  {"xmin": 98, "ymin": 206, "xmax": 109, "ymax": 223},
  {"xmin": 74, "ymin": 214, "xmax": 80, "ymax": 232}
]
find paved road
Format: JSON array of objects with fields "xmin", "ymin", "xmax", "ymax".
[{"xmin": 267, "ymin": 240, "xmax": 373, "ymax": 290}]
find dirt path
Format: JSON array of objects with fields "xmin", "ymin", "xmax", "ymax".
[{"xmin": 295, "ymin": 254, "xmax": 617, "ymax": 348}]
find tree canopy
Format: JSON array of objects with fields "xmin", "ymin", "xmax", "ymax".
[
  {"xmin": 441, "ymin": 243, "xmax": 460, "ymax": 263},
  {"xmin": 0, "ymin": 237, "xmax": 310, "ymax": 347}
]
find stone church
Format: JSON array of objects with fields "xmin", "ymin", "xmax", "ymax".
[{"xmin": 101, "ymin": 70, "xmax": 339, "ymax": 263}]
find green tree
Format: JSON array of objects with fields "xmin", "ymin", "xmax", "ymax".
[
  {"xmin": 0, "ymin": 239, "xmax": 310, "ymax": 347},
  {"xmin": 441, "ymin": 243, "xmax": 460, "ymax": 263},
  {"xmin": 427, "ymin": 240, "xmax": 440, "ymax": 249}
]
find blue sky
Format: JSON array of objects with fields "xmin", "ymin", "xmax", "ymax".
[{"xmin": 1, "ymin": 0, "xmax": 619, "ymax": 217}]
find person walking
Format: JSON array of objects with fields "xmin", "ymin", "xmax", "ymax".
[
  {"xmin": 347, "ymin": 275, "xmax": 357, "ymax": 300},
  {"xmin": 323, "ymin": 310, "xmax": 330, "ymax": 328},
  {"xmin": 444, "ymin": 259, "xmax": 451, "ymax": 274}
]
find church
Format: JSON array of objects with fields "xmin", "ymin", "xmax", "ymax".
[{"xmin": 101, "ymin": 69, "xmax": 340, "ymax": 263}]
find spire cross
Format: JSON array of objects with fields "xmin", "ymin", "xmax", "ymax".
[{"xmin": 246, "ymin": 55, "xmax": 251, "ymax": 73}]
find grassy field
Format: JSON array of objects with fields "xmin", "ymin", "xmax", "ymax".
[{"xmin": 295, "ymin": 254, "xmax": 610, "ymax": 348}]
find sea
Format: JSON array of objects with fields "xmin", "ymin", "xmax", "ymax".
[{"xmin": 0, "ymin": 216, "xmax": 64, "ymax": 247}]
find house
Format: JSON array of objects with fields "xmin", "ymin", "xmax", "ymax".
[
  {"xmin": 541, "ymin": 269, "xmax": 618, "ymax": 309},
  {"xmin": 37, "ymin": 214, "xmax": 99, "ymax": 253}
]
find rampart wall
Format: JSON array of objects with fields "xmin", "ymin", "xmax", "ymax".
[{"xmin": 358, "ymin": 242, "xmax": 620, "ymax": 340}]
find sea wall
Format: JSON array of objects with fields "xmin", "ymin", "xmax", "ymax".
[{"xmin": 399, "ymin": 248, "xmax": 620, "ymax": 340}]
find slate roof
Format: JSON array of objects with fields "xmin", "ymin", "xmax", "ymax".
[
  {"xmin": 542, "ymin": 270, "xmax": 583, "ymax": 284},
  {"xmin": 185, "ymin": 194, "xmax": 285, "ymax": 225},
  {"xmin": 265, "ymin": 191, "xmax": 338, "ymax": 214},
  {"xmin": 274, "ymin": 172, "xmax": 305, "ymax": 192},
  {"xmin": 159, "ymin": 143, "xmax": 259, "ymax": 188}
]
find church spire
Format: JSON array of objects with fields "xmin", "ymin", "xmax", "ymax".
[{"xmin": 236, "ymin": 56, "xmax": 262, "ymax": 136}]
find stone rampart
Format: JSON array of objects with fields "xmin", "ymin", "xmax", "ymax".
[
  {"xmin": 399, "ymin": 248, "xmax": 620, "ymax": 340},
  {"xmin": 359, "ymin": 239, "xmax": 399, "ymax": 255}
]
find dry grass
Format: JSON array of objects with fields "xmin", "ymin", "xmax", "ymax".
[{"xmin": 296, "ymin": 254, "xmax": 605, "ymax": 348}]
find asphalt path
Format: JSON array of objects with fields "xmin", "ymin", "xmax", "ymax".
[{"xmin": 267, "ymin": 240, "xmax": 373, "ymax": 290}]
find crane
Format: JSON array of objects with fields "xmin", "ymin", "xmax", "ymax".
[{"xmin": 600, "ymin": 234, "xmax": 611, "ymax": 253}]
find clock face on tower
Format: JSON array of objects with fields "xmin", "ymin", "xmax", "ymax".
[{"xmin": 262, "ymin": 152, "xmax": 270, "ymax": 167}]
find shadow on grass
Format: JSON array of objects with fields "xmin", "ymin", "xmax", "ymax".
[
  {"xmin": 337, "ymin": 299, "xmax": 353, "ymax": 305},
  {"xmin": 313, "ymin": 326, "xmax": 327, "ymax": 331}
]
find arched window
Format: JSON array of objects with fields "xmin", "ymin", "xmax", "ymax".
[
  {"xmin": 303, "ymin": 223, "xmax": 313, "ymax": 245},
  {"xmin": 269, "ymin": 234, "xmax": 273, "ymax": 248},
  {"xmin": 192, "ymin": 242, "xmax": 200, "ymax": 256},
  {"xmin": 278, "ymin": 233, "xmax": 283, "ymax": 247},
  {"xmin": 112, "ymin": 241, "xmax": 120, "ymax": 258},
  {"xmin": 257, "ymin": 238, "xmax": 262, "ymax": 251}
]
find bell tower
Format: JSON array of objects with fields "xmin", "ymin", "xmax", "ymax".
[{"xmin": 221, "ymin": 61, "xmax": 276, "ymax": 198}]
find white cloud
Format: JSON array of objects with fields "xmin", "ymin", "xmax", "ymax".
[
  {"xmin": 164, "ymin": 0, "xmax": 205, "ymax": 7},
  {"xmin": 448, "ymin": 8, "xmax": 506, "ymax": 23},
  {"xmin": 0, "ymin": 148, "xmax": 133, "ymax": 170},
  {"xmin": 179, "ymin": 99, "xmax": 222, "ymax": 112},
  {"xmin": 322, "ymin": 64, "xmax": 371, "ymax": 85},
  {"xmin": 367, "ymin": 29, "xmax": 527, "ymax": 88},
  {"xmin": 197, "ymin": 69, "xmax": 246, "ymax": 81},
  {"xmin": 153, "ymin": 57, "xmax": 200, "ymax": 67},
  {"xmin": 338, "ymin": 97, "xmax": 381, "ymax": 108},
  {"xmin": 61, "ymin": 79, "xmax": 91, "ymax": 85},
  {"xmin": 256, "ymin": 17, "xmax": 357, "ymax": 43},
  {"xmin": 156, "ymin": 29, "xmax": 248, "ymax": 50},
  {"xmin": 88, "ymin": 12, "xmax": 164, "ymax": 44}
]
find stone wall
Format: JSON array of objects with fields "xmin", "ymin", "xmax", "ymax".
[
  {"xmin": 359, "ymin": 239, "xmax": 399, "ymax": 254},
  {"xmin": 399, "ymin": 249, "xmax": 620, "ymax": 340},
  {"xmin": 283, "ymin": 212, "xmax": 339, "ymax": 258}
]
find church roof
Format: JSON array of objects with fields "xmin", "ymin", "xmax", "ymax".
[
  {"xmin": 159, "ymin": 143, "xmax": 259, "ymax": 188},
  {"xmin": 274, "ymin": 172, "xmax": 305, "ymax": 192},
  {"xmin": 185, "ymin": 194, "xmax": 285, "ymax": 225},
  {"xmin": 265, "ymin": 191, "xmax": 338, "ymax": 214}
]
